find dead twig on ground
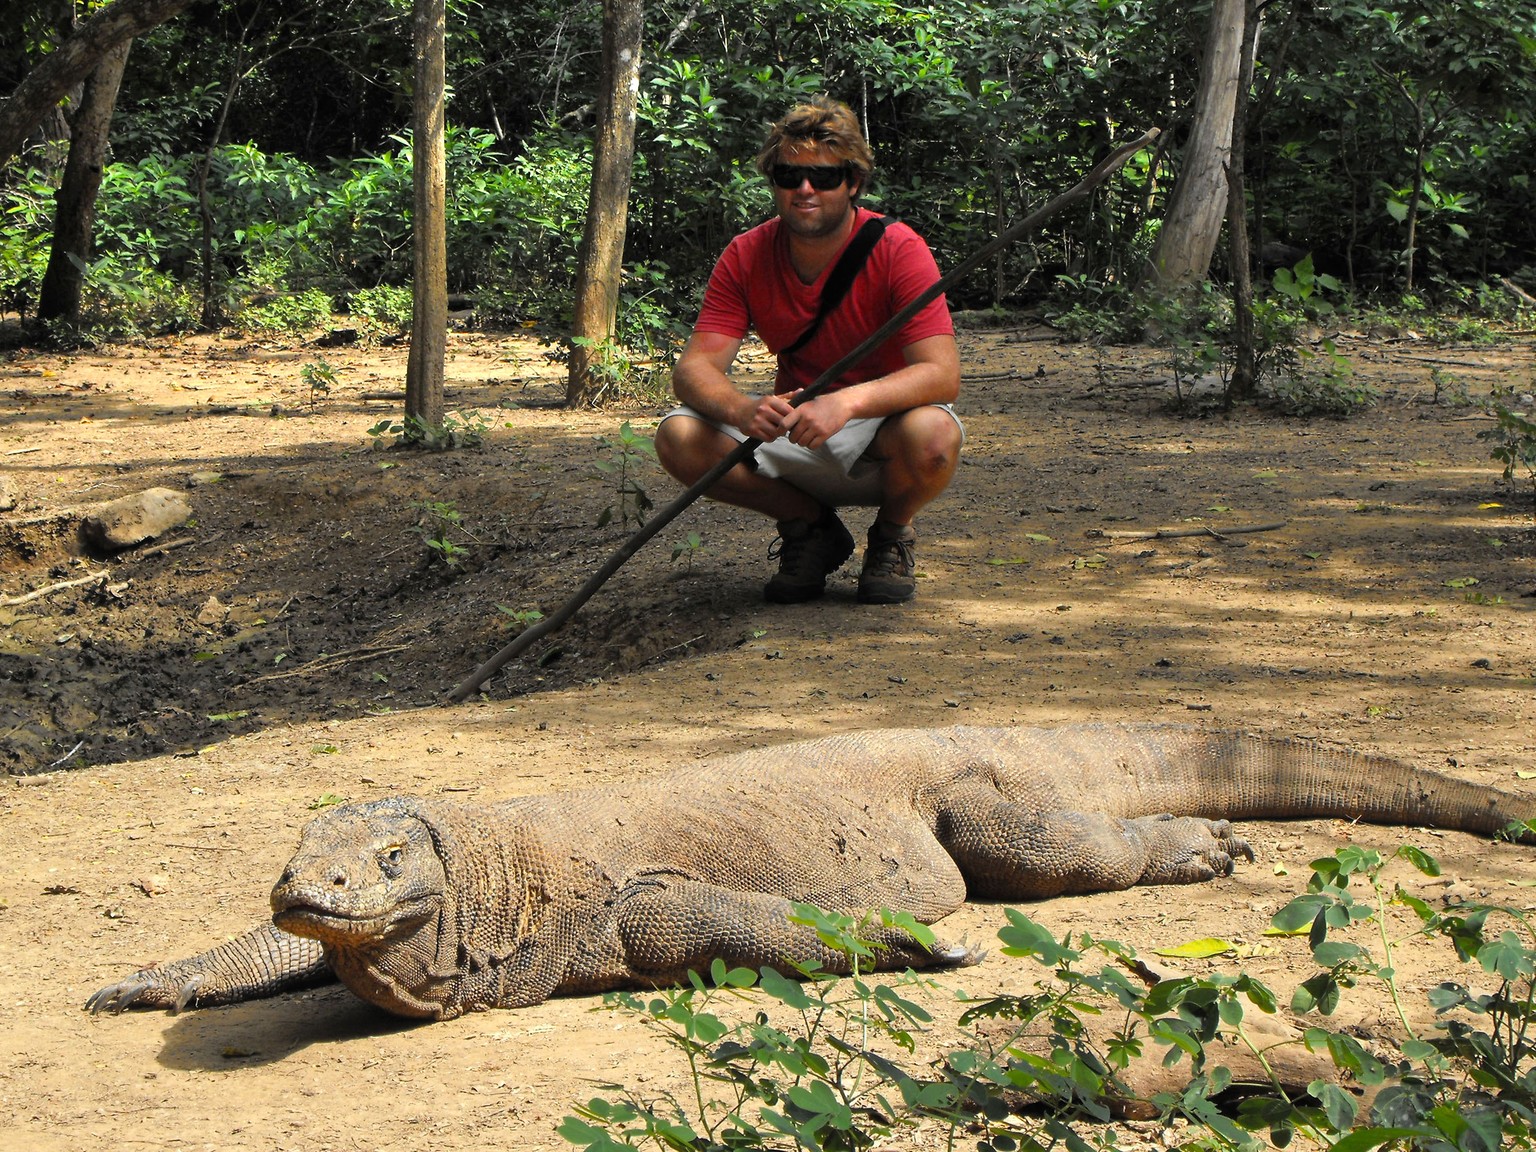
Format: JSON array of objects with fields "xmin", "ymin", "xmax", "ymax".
[
  {"xmin": 1089, "ymin": 521, "xmax": 1287, "ymax": 544},
  {"xmin": 133, "ymin": 536, "xmax": 198, "ymax": 560},
  {"xmin": 0, "ymin": 569, "xmax": 110, "ymax": 606},
  {"xmin": 251, "ymin": 643, "xmax": 412, "ymax": 682}
]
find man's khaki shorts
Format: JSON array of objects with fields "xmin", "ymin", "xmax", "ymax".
[{"xmin": 659, "ymin": 403, "xmax": 963, "ymax": 508}]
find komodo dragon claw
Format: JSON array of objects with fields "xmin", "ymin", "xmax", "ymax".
[
  {"xmin": 1129, "ymin": 815, "xmax": 1257, "ymax": 885},
  {"xmin": 86, "ymin": 972, "xmax": 204, "ymax": 1015}
]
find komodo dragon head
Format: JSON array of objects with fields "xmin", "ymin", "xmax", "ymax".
[
  {"xmin": 270, "ymin": 797, "xmax": 461, "ymax": 1017},
  {"xmin": 271, "ymin": 799, "xmax": 448, "ymax": 944},
  {"xmin": 268, "ymin": 796, "xmax": 571, "ymax": 1019}
]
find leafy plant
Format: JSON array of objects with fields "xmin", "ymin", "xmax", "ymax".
[
  {"xmin": 496, "ymin": 605, "xmax": 545, "ymax": 631},
  {"xmin": 349, "ymin": 285, "xmax": 414, "ymax": 339},
  {"xmin": 1481, "ymin": 387, "xmax": 1536, "ymax": 519},
  {"xmin": 594, "ymin": 421, "xmax": 657, "ymax": 529},
  {"xmin": 1262, "ymin": 339, "xmax": 1376, "ymax": 418},
  {"xmin": 562, "ymin": 844, "xmax": 1536, "ymax": 1152},
  {"xmin": 1270, "ymin": 252, "xmax": 1343, "ymax": 320},
  {"xmin": 411, "ymin": 500, "xmax": 471, "ymax": 568},
  {"xmin": 1274, "ymin": 841, "xmax": 1536, "ymax": 1146},
  {"xmin": 561, "ymin": 905, "xmax": 947, "ymax": 1152},
  {"xmin": 368, "ymin": 409, "xmax": 495, "ymax": 451},
  {"xmin": 237, "ymin": 287, "xmax": 334, "ymax": 337},
  {"xmin": 670, "ymin": 531, "xmax": 706, "ymax": 572},
  {"xmin": 300, "ymin": 358, "xmax": 338, "ymax": 407}
]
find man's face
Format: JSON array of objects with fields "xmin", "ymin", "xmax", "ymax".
[{"xmin": 772, "ymin": 141, "xmax": 861, "ymax": 241}]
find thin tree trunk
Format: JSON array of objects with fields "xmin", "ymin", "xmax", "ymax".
[
  {"xmin": 566, "ymin": 0, "xmax": 643, "ymax": 407},
  {"xmin": 0, "ymin": 0, "xmax": 192, "ymax": 166},
  {"xmin": 405, "ymin": 0, "xmax": 447, "ymax": 434},
  {"xmin": 1145, "ymin": 0, "xmax": 1246, "ymax": 288},
  {"xmin": 1226, "ymin": 2, "xmax": 1261, "ymax": 404},
  {"xmin": 197, "ymin": 41, "xmax": 247, "ymax": 330},
  {"xmin": 1247, "ymin": 0, "xmax": 1301, "ymax": 287},
  {"xmin": 36, "ymin": 40, "xmax": 132, "ymax": 326},
  {"xmin": 1404, "ymin": 120, "xmax": 1427, "ymax": 293}
]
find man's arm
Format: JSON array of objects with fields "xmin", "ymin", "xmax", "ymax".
[
  {"xmin": 673, "ymin": 330, "xmax": 803, "ymax": 444},
  {"xmin": 782, "ymin": 334, "xmax": 960, "ymax": 451}
]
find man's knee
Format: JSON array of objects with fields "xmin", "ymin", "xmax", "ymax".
[
  {"xmin": 653, "ymin": 417, "xmax": 684, "ymax": 473},
  {"xmin": 656, "ymin": 414, "xmax": 739, "ymax": 484},
  {"xmin": 654, "ymin": 416, "xmax": 703, "ymax": 480},
  {"xmin": 877, "ymin": 408, "xmax": 961, "ymax": 478}
]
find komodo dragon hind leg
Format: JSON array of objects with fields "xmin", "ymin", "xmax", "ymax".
[
  {"xmin": 930, "ymin": 780, "xmax": 1256, "ymax": 900},
  {"xmin": 86, "ymin": 923, "xmax": 334, "ymax": 1014},
  {"xmin": 613, "ymin": 877, "xmax": 978, "ymax": 986}
]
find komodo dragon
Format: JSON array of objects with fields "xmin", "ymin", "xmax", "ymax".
[{"xmin": 86, "ymin": 724, "xmax": 1529, "ymax": 1021}]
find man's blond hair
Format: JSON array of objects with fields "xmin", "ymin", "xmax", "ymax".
[{"xmin": 755, "ymin": 96, "xmax": 875, "ymax": 188}]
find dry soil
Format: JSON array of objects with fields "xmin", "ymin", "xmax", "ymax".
[{"xmin": 1, "ymin": 322, "xmax": 1534, "ymax": 1151}]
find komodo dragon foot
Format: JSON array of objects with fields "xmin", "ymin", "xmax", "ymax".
[
  {"xmin": 85, "ymin": 923, "xmax": 333, "ymax": 1014},
  {"xmin": 1128, "ymin": 815, "xmax": 1256, "ymax": 886},
  {"xmin": 87, "ymin": 970, "xmax": 206, "ymax": 1015}
]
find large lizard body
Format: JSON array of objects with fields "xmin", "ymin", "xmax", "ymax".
[{"xmin": 87, "ymin": 724, "xmax": 1530, "ymax": 1021}]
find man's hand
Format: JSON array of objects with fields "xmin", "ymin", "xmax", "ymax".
[
  {"xmin": 737, "ymin": 392, "xmax": 798, "ymax": 442},
  {"xmin": 780, "ymin": 389, "xmax": 854, "ymax": 450}
]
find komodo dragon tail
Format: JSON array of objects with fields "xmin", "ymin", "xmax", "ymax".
[{"xmin": 1026, "ymin": 724, "xmax": 1531, "ymax": 840}]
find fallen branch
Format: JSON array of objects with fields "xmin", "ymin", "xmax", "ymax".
[
  {"xmin": 1501, "ymin": 277, "xmax": 1536, "ymax": 308},
  {"xmin": 133, "ymin": 536, "xmax": 198, "ymax": 560},
  {"xmin": 251, "ymin": 642, "xmax": 412, "ymax": 682},
  {"xmin": 163, "ymin": 842, "xmax": 244, "ymax": 853},
  {"xmin": 0, "ymin": 569, "xmax": 110, "ymax": 606},
  {"xmin": 47, "ymin": 740, "xmax": 86, "ymax": 769},
  {"xmin": 1088, "ymin": 521, "xmax": 1287, "ymax": 544}
]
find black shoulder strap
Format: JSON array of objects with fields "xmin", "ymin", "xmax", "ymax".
[{"xmin": 780, "ymin": 214, "xmax": 895, "ymax": 358}]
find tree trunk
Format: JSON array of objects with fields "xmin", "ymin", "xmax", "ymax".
[
  {"xmin": 405, "ymin": 0, "xmax": 448, "ymax": 435},
  {"xmin": 1225, "ymin": 2, "xmax": 1261, "ymax": 404},
  {"xmin": 1404, "ymin": 115, "xmax": 1428, "ymax": 293},
  {"xmin": 35, "ymin": 40, "xmax": 132, "ymax": 326},
  {"xmin": 197, "ymin": 41, "xmax": 247, "ymax": 330},
  {"xmin": 0, "ymin": 0, "xmax": 193, "ymax": 167},
  {"xmin": 566, "ymin": 0, "xmax": 643, "ymax": 407},
  {"xmin": 1144, "ymin": 0, "xmax": 1246, "ymax": 288}
]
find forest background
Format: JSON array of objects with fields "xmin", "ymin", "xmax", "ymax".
[{"xmin": 3, "ymin": 0, "xmax": 1536, "ymax": 371}]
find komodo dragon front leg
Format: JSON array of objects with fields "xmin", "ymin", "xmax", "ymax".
[
  {"xmin": 929, "ymin": 779, "xmax": 1255, "ymax": 900},
  {"xmin": 85, "ymin": 923, "xmax": 334, "ymax": 1014},
  {"xmin": 598, "ymin": 875, "xmax": 980, "ymax": 988}
]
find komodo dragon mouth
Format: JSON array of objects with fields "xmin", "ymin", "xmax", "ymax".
[{"xmin": 270, "ymin": 888, "xmax": 442, "ymax": 944}]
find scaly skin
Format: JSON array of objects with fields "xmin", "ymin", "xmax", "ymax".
[{"xmin": 86, "ymin": 724, "xmax": 1531, "ymax": 1021}]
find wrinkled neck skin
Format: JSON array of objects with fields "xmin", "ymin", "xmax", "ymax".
[
  {"xmin": 270, "ymin": 798, "xmax": 575, "ymax": 1020},
  {"xmin": 323, "ymin": 920, "xmax": 458, "ymax": 1019}
]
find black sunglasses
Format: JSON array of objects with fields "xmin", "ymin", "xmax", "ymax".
[{"xmin": 770, "ymin": 164, "xmax": 851, "ymax": 191}]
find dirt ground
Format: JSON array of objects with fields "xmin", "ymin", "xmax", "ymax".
[{"xmin": 1, "ymin": 319, "xmax": 1534, "ymax": 1151}]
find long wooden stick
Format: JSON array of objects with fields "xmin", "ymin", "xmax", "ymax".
[{"xmin": 448, "ymin": 129, "xmax": 1161, "ymax": 703}]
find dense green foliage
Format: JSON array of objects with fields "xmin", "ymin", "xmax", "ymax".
[
  {"xmin": 559, "ymin": 843, "xmax": 1536, "ymax": 1151},
  {"xmin": 2, "ymin": 0, "xmax": 1534, "ymax": 338}
]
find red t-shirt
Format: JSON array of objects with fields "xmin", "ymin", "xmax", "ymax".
[{"xmin": 693, "ymin": 207, "xmax": 953, "ymax": 395}]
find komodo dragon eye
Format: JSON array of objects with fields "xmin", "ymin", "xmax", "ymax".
[{"xmin": 379, "ymin": 846, "xmax": 405, "ymax": 876}]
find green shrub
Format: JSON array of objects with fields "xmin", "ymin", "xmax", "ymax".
[
  {"xmin": 349, "ymin": 284, "xmax": 414, "ymax": 338},
  {"xmin": 234, "ymin": 287, "xmax": 334, "ymax": 337},
  {"xmin": 561, "ymin": 843, "xmax": 1536, "ymax": 1152}
]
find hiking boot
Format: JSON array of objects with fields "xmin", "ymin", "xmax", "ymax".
[
  {"xmin": 764, "ymin": 509, "xmax": 855, "ymax": 603},
  {"xmin": 857, "ymin": 521, "xmax": 918, "ymax": 604}
]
